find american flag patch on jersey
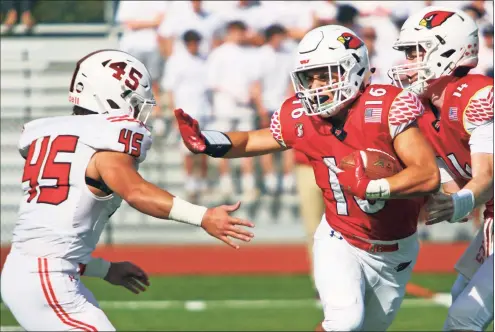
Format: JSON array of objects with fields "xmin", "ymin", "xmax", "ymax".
[
  {"xmin": 365, "ymin": 108, "xmax": 382, "ymax": 123},
  {"xmin": 449, "ymin": 107, "xmax": 458, "ymax": 121}
]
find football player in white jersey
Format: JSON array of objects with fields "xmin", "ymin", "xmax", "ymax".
[{"xmin": 0, "ymin": 49, "xmax": 254, "ymax": 331}]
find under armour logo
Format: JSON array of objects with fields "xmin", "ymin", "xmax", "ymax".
[
  {"xmin": 395, "ymin": 261, "xmax": 412, "ymax": 272},
  {"xmin": 329, "ymin": 230, "xmax": 343, "ymax": 240}
]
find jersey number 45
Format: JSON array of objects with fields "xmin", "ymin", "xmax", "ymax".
[{"xmin": 22, "ymin": 135, "xmax": 78, "ymax": 205}]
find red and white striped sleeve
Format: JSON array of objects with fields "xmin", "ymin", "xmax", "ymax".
[{"xmin": 388, "ymin": 90, "xmax": 425, "ymax": 139}]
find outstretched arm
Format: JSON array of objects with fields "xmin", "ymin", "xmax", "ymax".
[
  {"xmin": 174, "ymin": 109, "xmax": 287, "ymax": 159},
  {"xmin": 92, "ymin": 151, "xmax": 254, "ymax": 248},
  {"xmin": 223, "ymin": 128, "xmax": 287, "ymax": 158}
]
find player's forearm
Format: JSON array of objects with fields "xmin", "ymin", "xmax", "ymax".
[
  {"xmin": 126, "ymin": 182, "xmax": 206, "ymax": 226},
  {"xmin": 223, "ymin": 130, "xmax": 286, "ymax": 158},
  {"xmin": 464, "ymin": 176, "xmax": 494, "ymax": 207},
  {"xmin": 82, "ymin": 258, "xmax": 111, "ymax": 279},
  {"xmin": 385, "ymin": 164, "xmax": 440, "ymax": 198},
  {"xmin": 467, "ymin": 152, "xmax": 494, "ymax": 207},
  {"xmin": 125, "ymin": 182, "xmax": 175, "ymax": 219}
]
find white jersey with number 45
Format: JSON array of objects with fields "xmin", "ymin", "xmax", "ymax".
[{"xmin": 11, "ymin": 112, "xmax": 152, "ymax": 264}]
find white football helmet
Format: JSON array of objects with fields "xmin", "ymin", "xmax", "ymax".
[
  {"xmin": 388, "ymin": 6, "xmax": 479, "ymax": 96},
  {"xmin": 291, "ymin": 25, "xmax": 370, "ymax": 117},
  {"xmin": 68, "ymin": 49, "xmax": 156, "ymax": 124}
]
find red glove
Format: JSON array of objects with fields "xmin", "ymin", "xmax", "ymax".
[
  {"xmin": 174, "ymin": 108, "xmax": 206, "ymax": 154},
  {"xmin": 326, "ymin": 152, "xmax": 371, "ymax": 200}
]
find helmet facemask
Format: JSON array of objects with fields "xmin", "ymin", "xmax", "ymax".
[
  {"xmin": 388, "ymin": 41, "xmax": 438, "ymax": 96},
  {"xmin": 121, "ymin": 87, "xmax": 156, "ymax": 125},
  {"xmin": 291, "ymin": 54, "xmax": 359, "ymax": 118}
]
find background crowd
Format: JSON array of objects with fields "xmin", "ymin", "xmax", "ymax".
[{"xmin": 109, "ymin": 1, "xmax": 494, "ymax": 205}]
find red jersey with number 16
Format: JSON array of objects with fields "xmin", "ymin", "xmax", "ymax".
[
  {"xmin": 12, "ymin": 112, "xmax": 152, "ymax": 264},
  {"xmin": 270, "ymin": 85, "xmax": 425, "ymax": 241}
]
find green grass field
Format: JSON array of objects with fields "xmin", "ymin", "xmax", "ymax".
[{"xmin": 1, "ymin": 273, "xmax": 493, "ymax": 331}]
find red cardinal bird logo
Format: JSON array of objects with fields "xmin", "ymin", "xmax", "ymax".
[
  {"xmin": 337, "ymin": 32, "xmax": 364, "ymax": 50},
  {"xmin": 419, "ymin": 10, "xmax": 454, "ymax": 29}
]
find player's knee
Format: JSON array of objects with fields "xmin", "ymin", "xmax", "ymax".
[
  {"xmin": 321, "ymin": 307, "xmax": 364, "ymax": 331},
  {"xmin": 450, "ymin": 274, "xmax": 469, "ymax": 303}
]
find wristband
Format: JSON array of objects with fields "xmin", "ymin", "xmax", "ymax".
[
  {"xmin": 169, "ymin": 196, "xmax": 207, "ymax": 227},
  {"xmin": 83, "ymin": 258, "xmax": 111, "ymax": 278},
  {"xmin": 201, "ymin": 130, "xmax": 232, "ymax": 158},
  {"xmin": 450, "ymin": 189, "xmax": 475, "ymax": 223},
  {"xmin": 365, "ymin": 179, "xmax": 391, "ymax": 200}
]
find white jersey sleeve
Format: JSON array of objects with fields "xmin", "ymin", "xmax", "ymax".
[
  {"xmin": 81, "ymin": 114, "xmax": 153, "ymax": 163},
  {"xmin": 469, "ymin": 120, "xmax": 493, "ymax": 154},
  {"xmin": 388, "ymin": 90, "xmax": 424, "ymax": 140}
]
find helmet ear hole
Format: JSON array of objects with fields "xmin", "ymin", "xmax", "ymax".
[
  {"xmin": 440, "ymin": 49, "xmax": 456, "ymax": 58},
  {"xmin": 107, "ymin": 99, "xmax": 120, "ymax": 109}
]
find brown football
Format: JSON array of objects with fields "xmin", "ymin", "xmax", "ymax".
[{"xmin": 340, "ymin": 149, "xmax": 403, "ymax": 180}]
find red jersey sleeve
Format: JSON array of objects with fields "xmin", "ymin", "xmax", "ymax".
[
  {"xmin": 270, "ymin": 107, "xmax": 286, "ymax": 147},
  {"xmin": 388, "ymin": 90, "xmax": 424, "ymax": 139},
  {"xmin": 269, "ymin": 96, "xmax": 303, "ymax": 148}
]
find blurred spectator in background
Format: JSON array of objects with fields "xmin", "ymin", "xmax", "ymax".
[
  {"xmin": 162, "ymin": 30, "xmax": 210, "ymax": 203},
  {"xmin": 206, "ymin": 20, "xmax": 262, "ymax": 202},
  {"xmin": 462, "ymin": 1, "xmax": 494, "ymax": 78},
  {"xmin": 335, "ymin": 3, "xmax": 360, "ymax": 33},
  {"xmin": 311, "ymin": 1, "xmax": 338, "ymax": 28},
  {"xmin": 256, "ymin": 1, "xmax": 315, "ymax": 43},
  {"xmin": 214, "ymin": 0, "xmax": 266, "ymax": 46},
  {"xmin": 157, "ymin": 1, "xmax": 220, "ymax": 59},
  {"xmin": 257, "ymin": 24, "xmax": 296, "ymax": 195},
  {"xmin": 360, "ymin": 25, "xmax": 388, "ymax": 85},
  {"xmin": 294, "ymin": 151, "xmax": 325, "ymax": 291},
  {"xmin": 115, "ymin": 1, "xmax": 168, "ymax": 135},
  {"xmin": 2, "ymin": 0, "xmax": 36, "ymax": 32},
  {"xmin": 480, "ymin": 24, "xmax": 494, "ymax": 78}
]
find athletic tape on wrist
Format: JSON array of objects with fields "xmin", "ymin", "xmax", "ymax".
[
  {"xmin": 450, "ymin": 189, "xmax": 475, "ymax": 223},
  {"xmin": 169, "ymin": 196, "xmax": 207, "ymax": 227},
  {"xmin": 201, "ymin": 130, "xmax": 232, "ymax": 158},
  {"xmin": 366, "ymin": 179, "xmax": 391, "ymax": 200},
  {"xmin": 84, "ymin": 258, "xmax": 111, "ymax": 278}
]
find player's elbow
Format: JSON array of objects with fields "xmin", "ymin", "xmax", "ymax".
[
  {"xmin": 122, "ymin": 185, "xmax": 147, "ymax": 209},
  {"xmin": 423, "ymin": 164, "xmax": 441, "ymax": 194}
]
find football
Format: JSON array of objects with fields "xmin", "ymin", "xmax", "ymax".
[{"xmin": 340, "ymin": 148, "xmax": 403, "ymax": 180}]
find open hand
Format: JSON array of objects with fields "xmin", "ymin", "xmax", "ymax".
[{"xmin": 201, "ymin": 201, "xmax": 255, "ymax": 249}]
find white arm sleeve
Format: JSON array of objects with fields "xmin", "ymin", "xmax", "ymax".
[
  {"xmin": 469, "ymin": 121, "xmax": 493, "ymax": 154},
  {"xmin": 436, "ymin": 157, "xmax": 456, "ymax": 184}
]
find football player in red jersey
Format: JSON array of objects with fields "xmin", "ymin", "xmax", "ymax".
[
  {"xmin": 389, "ymin": 6, "xmax": 494, "ymax": 331},
  {"xmin": 175, "ymin": 24, "xmax": 440, "ymax": 331}
]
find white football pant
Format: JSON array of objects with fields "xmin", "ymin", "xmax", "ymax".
[{"xmin": 313, "ymin": 217, "xmax": 419, "ymax": 331}]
